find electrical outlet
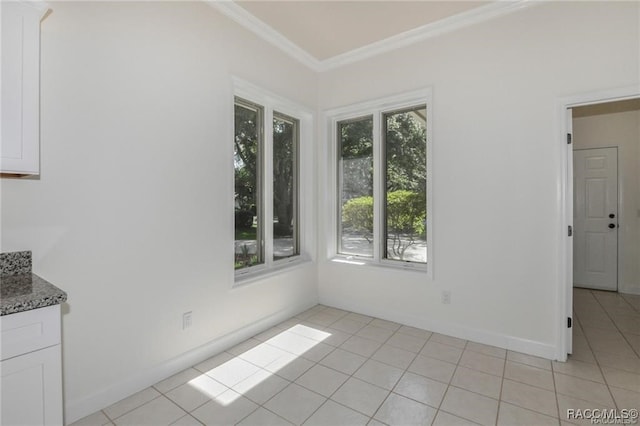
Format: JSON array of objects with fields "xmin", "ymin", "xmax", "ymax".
[
  {"xmin": 441, "ymin": 291, "xmax": 451, "ymax": 305},
  {"xmin": 182, "ymin": 311, "xmax": 193, "ymax": 330}
]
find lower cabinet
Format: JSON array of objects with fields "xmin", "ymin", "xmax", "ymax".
[
  {"xmin": 1, "ymin": 305, "xmax": 63, "ymax": 425},
  {"xmin": 1, "ymin": 345, "xmax": 63, "ymax": 425}
]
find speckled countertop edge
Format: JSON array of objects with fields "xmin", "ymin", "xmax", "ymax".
[{"xmin": 1, "ymin": 251, "xmax": 67, "ymax": 316}]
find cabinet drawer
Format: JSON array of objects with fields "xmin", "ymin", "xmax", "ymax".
[{"xmin": 1, "ymin": 305, "xmax": 61, "ymax": 361}]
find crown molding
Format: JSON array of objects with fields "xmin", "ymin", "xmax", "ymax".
[
  {"xmin": 206, "ymin": 0, "xmax": 323, "ymax": 71},
  {"xmin": 14, "ymin": 0, "xmax": 51, "ymax": 18},
  {"xmin": 318, "ymin": 0, "xmax": 537, "ymax": 71},
  {"xmin": 207, "ymin": 0, "xmax": 538, "ymax": 73}
]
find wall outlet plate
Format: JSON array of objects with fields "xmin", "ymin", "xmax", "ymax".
[{"xmin": 182, "ymin": 311, "xmax": 193, "ymax": 330}]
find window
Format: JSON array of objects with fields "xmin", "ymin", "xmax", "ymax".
[
  {"xmin": 234, "ymin": 99, "xmax": 264, "ymax": 269},
  {"xmin": 338, "ymin": 116, "xmax": 374, "ymax": 257},
  {"xmin": 233, "ymin": 80, "xmax": 309, "ymax": 280},
  {"xmin": 332, "ymin": 91, "xmax": 431, "ymax": 270},
  {"xmin": 383, "ymin": 106, "xmax": 427, "ymax": 264},
  {"xmin": 272, "ymin": 112, "xmax": 299, "ymax": 261}
]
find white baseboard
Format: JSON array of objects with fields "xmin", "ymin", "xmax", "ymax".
[
  {"xmin": 620, "ymin": 285, "xmax": 640, "ymax": 296},
  {"xmin": 319, "ymin": 296, "xmax": 557, "ymax": 360},
  {"xmin": 64, "ymin": 301, "xmax": 317, "ymax": 424}
]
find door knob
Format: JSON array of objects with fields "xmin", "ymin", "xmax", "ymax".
[
  {"xmin": 609, "ymin": 214, "xmax": 615, "ymax": 218},
  {"xmin": 608, "ymin": 223, "xmax": 616, "ymax": 229}
]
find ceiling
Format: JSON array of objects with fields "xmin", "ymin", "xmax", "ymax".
[
  {"xmin": 235, "ymin": 1, "xmax": 491, "ymax": 61},
  {"xmin": 210, "ymin": 0, "xmax": 532, "ymax": 71}
]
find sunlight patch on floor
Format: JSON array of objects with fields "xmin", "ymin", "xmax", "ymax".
[{"xmin": 187, "ymin": 324, "xmax": 331, "ymax": 406}]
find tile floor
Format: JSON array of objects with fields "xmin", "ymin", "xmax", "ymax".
[{"xmin": 71, "ymin": 289, "xmax": 640, "ymax": 425}]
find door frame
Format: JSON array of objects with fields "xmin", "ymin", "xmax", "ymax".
[{"xmin": 556, "ymin": 85, "xmax": 640, "ymax": 361}]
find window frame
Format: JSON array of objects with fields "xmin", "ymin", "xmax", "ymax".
[
  {"xmin": 233, "ymin": 78, "xmax": 313, "ymax": 284},
  {"xmin": 326, "ymin": 89, "xmax": 433, "ymax": 277},
  {"xmin": 234, "ymin": 97, "xmax": 265, "ymax": 269},
  {"xmin": 272, "ymin": 111, "xmax": 300, "ymax": 262},
  {"xmin": 337, "ymin": 114, "xmax": 374, "ymax": 258}
]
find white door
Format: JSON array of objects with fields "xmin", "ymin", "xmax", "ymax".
[{"xmin": 573, "ymin": 147, "xmax": 618, "ymax": 291}]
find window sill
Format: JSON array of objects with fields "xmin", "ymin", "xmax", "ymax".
[
  {"xmin": 330, "ymin": 255, "xmax": 429, "ymax": 274},
  {"xmin": 234, "ymin": 254, "xmax": 312, "ymax": 288}
]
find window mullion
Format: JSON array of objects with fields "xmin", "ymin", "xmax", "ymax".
[
  {"xmin": 263, "ymin": 107, "xmax": 275, "ymax": 267},
  {"xmin": 336, "ymin": 119, "xmax": 344, "ymax": 255},
  {"xmin": 372, "ymin": 111, "xmax": 383, "ymax": 262},
  {"xmin": 292, "ymin": 119, "xmax": 300, "ymax": 257}
]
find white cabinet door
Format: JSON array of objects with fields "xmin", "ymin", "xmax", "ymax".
[
  {"xmin": 1, "ymin": 1, "xmax": 49, "ymax": 175},
  {"xmin": 1, "ymin": 345, "xmax": 63, "ymax": 425}
]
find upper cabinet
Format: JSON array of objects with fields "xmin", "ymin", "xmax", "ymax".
[{"xmin": 1, "ymin": 1, "xmax": 50, "ymax": 176}]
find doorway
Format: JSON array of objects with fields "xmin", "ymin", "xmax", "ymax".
[
  {"xmin": 571, "ymin": 98, "xmax": 640, "ymax": 295},
  {"xmin": 558, "ymin": 89, "xmax": 640, "ymax": 361},
  {"xmin": 572, "ymin": 147, "xmax": 618, "ymax": 291}
]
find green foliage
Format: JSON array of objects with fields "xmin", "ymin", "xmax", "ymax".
[
  {"xmin": 342, "ymin": 191, "xmax": 426, "ymax": 237},
  {"xmin": 385, "ymin": 110, "xmax": 427, "ymax": 194},
  {"xmin": 234, "ymin": 104, "xmax": 259, "ymax": 211},
  {"xmin": 234, "ymin": 104, "xmax": 296, "ymax": 233},
  {"xmin": 338, "ymin": 110, "xmax": 426, "ymax": 205},
  {"xmin": 386, "ymin": 190, "xmax": 426, "ymax": 260},
  {"xmin": 235, "ymin": 210, "xmax": 254, "ymax": 229},
  {"xmin": 235, "ymin": 226, "xmax": 256, "ymax": 241},
  {"xmin": 343, "ymin": 190, "xmax": 426, "ymax": 260},
  {"xmin": 341, "ymin": 118, "xmax": 373, "ymax": 160},
  {"xmin": 342, "ymin": 195, "xmax": 374, "ymax": 235},
  {"xmin": 272, "ymin": 117, "xmax": 295, "ymax": 230},
  {"xmin": 340, "ymin": 118, "xmax": 374, "ymax": 202},
  {"xmin": 386, "ymin": 190, "xmax": 426, "ymax": 237}
]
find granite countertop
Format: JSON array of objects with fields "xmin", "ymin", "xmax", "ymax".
[{"xmin": 1, "ymin": 251, "xmax": 67, "ymax": 316}]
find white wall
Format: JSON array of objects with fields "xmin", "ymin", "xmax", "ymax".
[
  {"xmin": 1, "ymin": 0, "xmax": 639, "ymax": 421},
  {"xmin": 317, "ymin": 2, "xmax": 639, "ymax": 358},
  {"xmin": 573, "ymin": 106, "xmax": 640, "ymax": 294},
  {"xmin": 0, "ymin": 2, "xmax": 318, "ymax": 422}
]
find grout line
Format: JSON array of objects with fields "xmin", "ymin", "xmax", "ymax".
[
  {"xmin": 550, "ymin": 353, "xmax": 562, "ymax": 423},
  {"xmin": 495, "ymin": 348, "xmax": 508, "ymax": 425},
  {"xmin": 585, "ymin": 290, "xmax": 630, "ymax": 410},
  {"xmin": 100, "ymin": 410, "xmax": 112, "ymax": 425},
  {"xmin": 103, "ymin": 392, "xmax": 166, "ymax": 423},
  {"xmin": 298, "ymin": 346, "xmax": 387, "ymax": 422},
  {"xmin": 570, "ymin": 290, "xmax": 623, "ymax": 410},
  {"xmin": 589, "ymin": 290, "xmax": 640, "ymax": 360},
  {"xmin": 295, "ymin": 310, "xmax": 442, "ymax": 423},
  {"xmin": 619, "ymin": 294, "xmax": 640, "ymax": 315},
  {"xmin": 427, "ymin": 339, "xmax": 494, "ymax": 425},
  {"xmin": 255, "ymin": 309, "xmax": 374, "ymax": 424},
  {"xmin": 303, "ymin": 308, "xmax": 530, "ymax": 424}
]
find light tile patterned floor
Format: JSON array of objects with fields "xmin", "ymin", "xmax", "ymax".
[{"xmin": 71, "ymin": 289, "xmax": 640, "ymax": 425}]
